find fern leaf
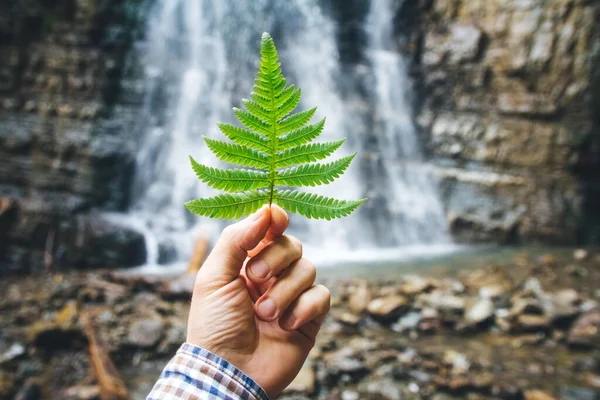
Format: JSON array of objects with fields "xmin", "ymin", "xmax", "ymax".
[
  {"xmin": 276, "ymin": 154, "xmax": 355, "ymax": 187},
  {"xmin": 204, "ymin": 137, "xmax": 270, "ymax": 169},
  {"xmin": 234, "ymin": 108, "xmax": 272, "ymax": 136},
  {"xmin": 186, "ymin": 32, "xmax": 366, "ymax": 221},
  {"xmin": 276, "ymin": 88, "xmax": 302, "ymax": 120},
  {"xmin": 242, "ymin": 99, "xmax": 271, "ymax": 122},
  {"xmin": 278, "ymin": 118, "xmax": 326, "ymax": 150},
  {"xmin": 278, "ymin": 107, "xmax": 317, "ymax": 135},
  {"xmin": 185, "ymin": 190, "xmax": 270, "ymax": 220},
  {"xmin": 274, "ymin": 85, "xmax": 296, "ymax": 108},
  {"xmin": 217, "ymin": 123, "xmax": 271, "ymax": 153},
  {"xmin": 273, "ymin": 190, "xmax": 367, "ymax": 220},
  {"xmin": 275, "ymin": 139, "xmax": 346, "ymax": 168},
  {"xmin": 190, "ymin": 156, "xmax": 270, "ymax": 192}
]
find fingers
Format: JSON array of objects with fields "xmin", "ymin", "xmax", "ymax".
[
  {"xmin": 254, "ymin": 258, "xmax": 316, "ymax": 321},
  {"xmin": 248, "ymin": 204, "xmax": 289, "ymax": 258},
  {"xmin": 246, "ymin": 235, "xmax": 303, "ymax": 282},
  {"xmin": 279, "ymin": 285, "xmax": 331, "ymax": 336},
  {"xmin": 198, "ymin": 206, "xmax": 270, "ymax": 286}
]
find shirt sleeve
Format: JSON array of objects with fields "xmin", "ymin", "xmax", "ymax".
[{"xmin": 147, "ymin": 343, "xmax": 270, "ymax": 400}]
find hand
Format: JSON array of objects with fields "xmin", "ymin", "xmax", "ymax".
[{"xmin": 187, "ymin": 205, "xmax": 330, "ymax": 397}]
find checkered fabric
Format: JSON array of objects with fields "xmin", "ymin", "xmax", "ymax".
[{"xmin": 147, "ymin": 343, "xmax": 270, "ymax": 400}]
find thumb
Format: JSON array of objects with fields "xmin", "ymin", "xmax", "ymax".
[{"xmin": 199, "ymin": 206, "xmax": 271, "ymax": 286}]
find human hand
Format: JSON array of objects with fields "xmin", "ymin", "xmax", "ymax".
[{"xmin": 187, "ymin": 205, "xmax": 330, "ymax": 397}]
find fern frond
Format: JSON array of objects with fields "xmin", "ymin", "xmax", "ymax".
[
  {"xmin": 278, "ymin": 119, "xmax": 326, "ymax": 150},
  {"xmin": 185, "ymin": 190, "xmax": 270, "ymax": 220},
  {"xmin": 242, "ymin": 99, "xmax": 271, "ymax": 122},
  {"xmin": 276, "ymin": 88, "xmax": 301, "ymax": 120},
  {"xmin": 204, "ymin": 138, "xmax": 270, "ymax": 169},
  {"xmin": 273, "ymin": 190, "xmax": 367, "ymax": 220},
  {"xmin": 275, "ymin": 139, "xmax": 346, "ymax": 168},
  {"xmin": 217, "ymin": 123, "xmax": 271, "ymax": 153},
  {"xmin": 190, "ymin": 156, "xmax": 270, "ymax": 192},
  {"xmin": 275, "ymin": 85, "xmax": 296, "ymax": 108},
  {"xmin": 278, "ymin": 108, "xmax": 317, "ymax": 135},
  {"xmin": 234, "ymin": 108, "xmax": 272, "ymax": 136},
  {"xmin": 276, "ymin": 154, "xmax": 355, "ymax": 187},
  {"xmin": 186, "ymin": 32, "xmax": 366, "ymax": 221}
]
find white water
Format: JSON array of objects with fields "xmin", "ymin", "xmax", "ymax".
[{"xmin": 127, "ymin": 0, "xmax": 452, "ymax": 270}]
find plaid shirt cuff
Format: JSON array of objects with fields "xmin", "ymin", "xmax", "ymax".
[{"xmin": 147, "ymin": 343, "xmax": 270, "ymax": 400}]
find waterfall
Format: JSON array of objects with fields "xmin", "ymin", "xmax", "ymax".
[{"xmin": 128, "ymin": 0, "xmax": 452, "ymax": 270}]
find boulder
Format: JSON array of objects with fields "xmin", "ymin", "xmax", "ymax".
[
  {"xmin": 568, "ymin": 311, "xmax": 600, "ymax": 348},
  {"xmin": 366, "ymin": 295, "xmax": 408, "ymax": 322},
  {"xmin": 464, "ymin": 298, "xmax": 495, "ymax": 325},
  {"xmin": 348, "ymin": 281, "xmax": 371, "ymax": 314},
  {"xmin": 284, "ymin": 362, "xmax": 315, "ymax": 394},
  {"xmin": 65, "ymin": 214, "xmax": 147, "ymax": 269},
  {"xmin": 127, "ymin": 318, "xmax": 164, "ymax": 348}
]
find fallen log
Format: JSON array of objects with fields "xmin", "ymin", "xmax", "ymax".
[{"xmin": 80, "ymin": 310, "xmax": 130, "ymax": 400}]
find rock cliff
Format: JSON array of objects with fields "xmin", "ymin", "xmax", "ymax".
[
  {"xmin": 0, "ymin": 0, "xmax": 147, "ymax": 274},
  {"xmin": 403, "ymin": 0, "xmax": 600, "ymax": 243}
]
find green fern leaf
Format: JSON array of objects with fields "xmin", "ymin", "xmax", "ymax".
[
  {"xmin": 275, "ymin": 139, "xmax": 346, "ymax": 168},
  {"xmin": 278, "ymin": 119, "xmax": 326, "ymax": 150},
  {"xmin": 186, "ymin": 32, "xmax": 367, "ymax": 220},
  {"xmin": 276, "ymin": 154, "xmax": 356, "ymax": 187},
  {"xmin": 204, "ymin": 138, "xmax": 270, "ymax": 169},
  {"xmin": 273, "ymin": 190, "xmax": 367, "ymax": 220},
  {"xmin": 217, "ymin": 123, "xmax": 271, "ymax": 154},
  {"xmin": 190, "ymin": 156, "xmax": 270, "ymax": 192},
  {"xmin": 185, "ymin": 190, "xmax": 270, "ymax": 220}
]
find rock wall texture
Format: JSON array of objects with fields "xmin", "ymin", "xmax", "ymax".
[
  {"xmin": 401, "ymin": 0, "xmax": 600, "ymax": 243},
  {"xmin": 0, "ymin": 0, "xmax": 147, "ymax": 274}
]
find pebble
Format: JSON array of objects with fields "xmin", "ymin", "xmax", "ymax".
[
  {"xmin": 127, "ymin": 319, "xmax": 164, "ymax": 348},
  {"xmin": 465, "ymin": 298, "xmax": 495, "ymax": 324}
]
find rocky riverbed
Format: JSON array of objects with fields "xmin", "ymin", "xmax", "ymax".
[{"xmin": 1, "ymin": 248, "xmax": 599, "ymax": 400}]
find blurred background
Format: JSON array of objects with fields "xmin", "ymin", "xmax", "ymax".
[{"xmin": 0, "ymin": 0, "xmax": 599, "ymax": 399}]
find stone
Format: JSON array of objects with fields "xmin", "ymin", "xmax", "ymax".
[
  {"xmin": 568, "ymin": 311, "xmax": 600, "ymax": 348},
  {"xmin": 361, "ymin": 379, "xmax": 402, "ymax": 400},
  {"xmin": 366, "ymin": 295, "xmax": 408, "ymax": 321},
  {"xmin": 400, "ymin": 275, "xmax": 434, "ymax": 295},
  {"xmin": 464, "ymin": 298, "xmax": 495, "ymax": 325},
  {"xmin": 573, "ymin": 249, "xmax": 589, "ymax": 261},
  {"xmin": 443, "ymin": 350, "xmax": 470, "ymax": 374},
  {"xmin": 558, "ymin": 386, "xmax": 599, "ymax": 400},
  {"xmin": 524, "ymin": 390, "xmax": 558, "ymax": 400},
  {"xmin": 497, "ymin": 93, "xmax": 558, "ymax": 116},
  {"xmin": 348, "ymin": 281, "xmax": 371, "ymax": 314},
  {"xmin": 127, "ymin": 318, "xmax": 164, "ymax": 348},
  {"xmin": 517, "ymin": 314, "xmax": 550, "ymax": 330},
  {"xmin": 336, "ymin": 312, "xmax": 361, "ymax": 327},
  {"xmin": 285, "ymin": 362, "xmax": 315, "ymax": 394},
  {"xmin": 0, "ymin": 343, "xmax": 25, "ymax": 364},
  {"xmin": 392, "ymin": 311, "xmax": 423, "ymax": 332},
  {"xmin": 62, "ymin": 385, "xmax": 100, "ymax": 400},
  {"xmin": 447, "ymin": 23, "xmax": 483, "ymax": 64},
  {"xmin": 65, "ymin": 214, "xmax": 147, "ymax": 269},
  {"xmin": 583, "ymin": 374, "xmax": 600, "ymax": 389},
  {"xmin": 418, "ymin": 290, "xmax": 465, "ymax": 314}
]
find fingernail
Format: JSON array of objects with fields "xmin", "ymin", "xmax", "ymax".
[
  {"xmin": 249, "ymin": 260, "xmax": 270, "ymax": 279},
  {"xmin": 282, "ymin": 315, "xmax": 296, "ymax": 329},
  {"xmin": 257, "ymin": 298, "xmax": 277, "ymax": 319}
]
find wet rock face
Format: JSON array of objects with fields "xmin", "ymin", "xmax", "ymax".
[
  {"xmin": 0, "ymin": 0, "xmax": 146, "ymax": 274},
  {"xmin": 404, "ymin": 0, "xmax": 600, "ymax": 244}
]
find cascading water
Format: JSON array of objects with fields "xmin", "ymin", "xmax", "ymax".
[
  {"xmin": 128, "ymin": 0, "xmax": 452, "ymax": 271},
  {"xmin": 364, "ymin": 0, "xmax": 450, "ymax": 246}
]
